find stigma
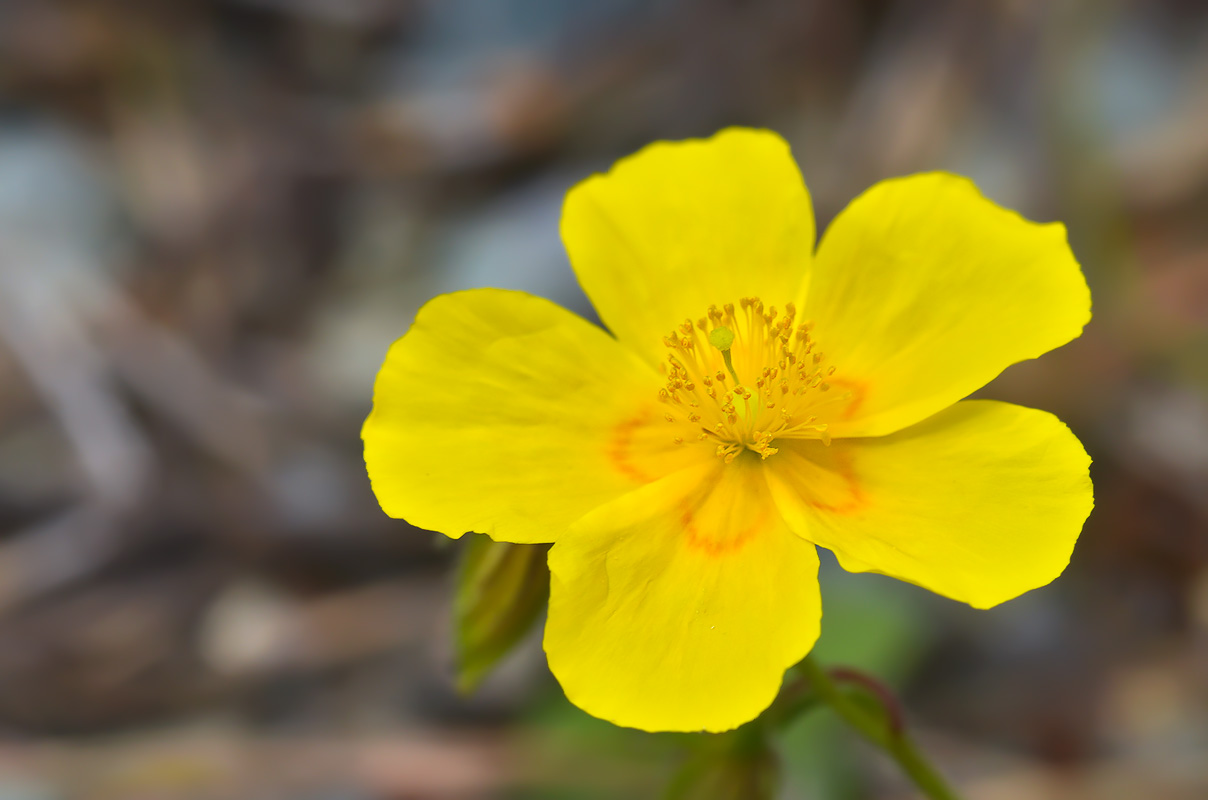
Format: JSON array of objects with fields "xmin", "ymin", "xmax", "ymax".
[{"xmin": 657, "ymin": 297, "xmax": 847, "ymax": 463}]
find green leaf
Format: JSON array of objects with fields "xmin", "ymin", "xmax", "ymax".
[{"xmin": 454, "ymin": 534, "xmax": 551, "ymax": 693}]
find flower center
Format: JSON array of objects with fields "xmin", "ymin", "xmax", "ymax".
[{"xmin": 657, "ymin": 297, "xmax": 843, "ymax": 462}]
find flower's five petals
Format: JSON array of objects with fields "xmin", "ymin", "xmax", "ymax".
[
  {"xmin": 805, "ymin": 173, "xmax": 1091, "ymax": 438},
  {"xmin": 765, "ymin": 400, "xmax": 1093, "ymax": 610},
  {"xmin": 362, "ymin": 289, "xmax": 693, "ymax": 544},
  {"xmin": 363, "ymin": 130, "xmax": 1096, "ymax": 736},
  {"xmin": 562, "ymin": 128, "xmax": 815, "ymax": 368},
  {"xmin": 545, "ymin": 459, "xmax": 822, "ymax": 732}
]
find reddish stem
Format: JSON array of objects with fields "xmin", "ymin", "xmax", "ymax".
[{"xmin": 828, "ymin": 667, "xmax": 906, "ymax": 736}]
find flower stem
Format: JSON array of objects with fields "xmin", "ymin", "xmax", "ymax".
[{"xmin": 794, "ymin": 657, "xmax": 963, "ymax": 800}]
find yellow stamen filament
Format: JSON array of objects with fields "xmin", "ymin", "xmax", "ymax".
[{"xmin": 658, "ymin": 297, "xmax": 848, "ymax": 460}]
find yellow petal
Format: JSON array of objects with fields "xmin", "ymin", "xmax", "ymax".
[
  {"xmin": 545, "ymin": 459, "xmax": 821, "ymax": 732},
  {"xmin": 764, "ymin": 400, "xmax": 1093, "ymax": 609},
  {"xmin": 562, "ymin": 128, "xmax": 815, "ymax": 368},
  {"xmin": 363, "ymin": 289, "xmax": 699, "ymax": 543},
  {"xmin": 805, "ymin": 173, "xmax": 1090, "ymax": 437}
]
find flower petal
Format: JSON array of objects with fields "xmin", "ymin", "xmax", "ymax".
[
  {"xmin": 562, "ymin": 128, "xmax": 815, "ymax": 368},
  {"xmin": 805, "ymin": 173, "xmax": 1090, "ymax": 437},
  {"xmin": 764, "ymin": 400, "xmax": 1093, "ymax": 609},
  {"xmin": 363, "ymin": 289, "xmax": 700, "ymax": 544},
  {"xmin": 545, "ymin": 459, "xmax": 821, "ymax": 732}
]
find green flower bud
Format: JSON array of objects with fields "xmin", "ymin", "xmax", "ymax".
[
  {"xmin": 454, "ymin": 534, "xmax": 550, "ymax": 693},
  {"xmin": 665, "ymin": 729, "xmax": 779, "ymax": 800}
]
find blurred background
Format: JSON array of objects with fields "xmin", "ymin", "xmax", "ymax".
[{"xmin": 0, "ymin": 0, "xmax": 1206, "ymax": 797}]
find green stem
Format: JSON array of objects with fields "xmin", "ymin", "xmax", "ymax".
[{"xmin": 795, "ymin": 657, "xmax": 963, "ymax": 800}]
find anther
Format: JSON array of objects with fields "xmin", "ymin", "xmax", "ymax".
[{"xmin": 649, "ymin": 299, "xmax": 840, "ymax": 464}]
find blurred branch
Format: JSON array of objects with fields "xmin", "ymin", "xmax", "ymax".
[{"xmin": 0, "ymin": 252, "xmax": 151, "ymax": 508}]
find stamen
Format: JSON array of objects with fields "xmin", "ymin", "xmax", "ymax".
[{"xmin": 656, "ymin": 297, "xmax": 840, "ymax": 462}]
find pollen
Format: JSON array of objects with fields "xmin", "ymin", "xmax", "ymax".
[{"xmin": 658, "ymin": 298, "xmax": 848, "ymax": 461}]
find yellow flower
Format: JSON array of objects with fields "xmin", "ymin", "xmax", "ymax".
[{"xmin": 363, "ymin": 128, "xmax": 1093, "ymax": 733}]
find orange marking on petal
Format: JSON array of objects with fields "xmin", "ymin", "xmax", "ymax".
[
  {"xmin": 804, "ymin": 448, "xmax": 866, "ymax": 515},
  {"xmin": 679, "ymin": 499, "xmax": 766, "ymax": 557},
  {"xmin": 608, "ymin": 408, "xmax": 657, "ymax": 484},
  {"xmin": 828, "ymin": 377, "xmax": 868, "ymax": 421}
]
